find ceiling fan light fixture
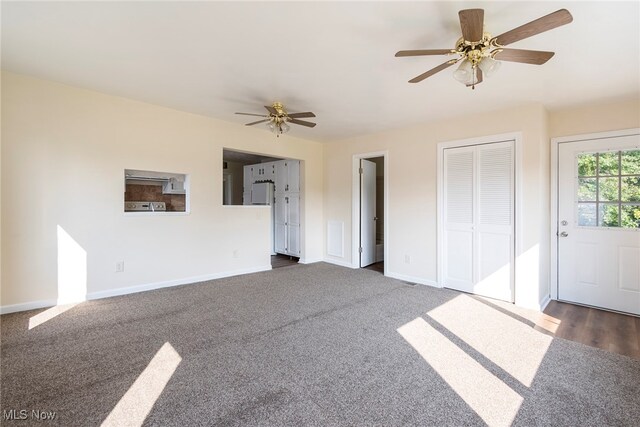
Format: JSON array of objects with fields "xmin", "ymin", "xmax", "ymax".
[
  {"xmin": 279, "ymin": 122, "xmax": 290, "ymax": 134},
  {"xmin": 478, "ymin": 56, "xmax": 501, "ymax": 77},
  {"xmin": 453, "ymin": 59, "xmax": 473, "ymax": 83}
]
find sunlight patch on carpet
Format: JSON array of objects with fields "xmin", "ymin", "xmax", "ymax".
[
  {"xmin": 398, "ymin": 317, "xmax": 523, "ymax": 427},
  {"xmin": 427, "ymin": 294, "xmax": 552, "ymax": 387},
  {"xmin": 101, "ymin": 342, "xmax": 181, "ymax": 427},
  {"xmin": 28, "ymin": 304, "xmax": 77, "ymax": 330}
]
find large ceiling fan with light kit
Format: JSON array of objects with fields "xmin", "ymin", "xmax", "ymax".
[
  {"xmin": 235, "ymin": 102, "xmax": 316, "ymax": 136},
  {"xmin": 396, "ymin": 8, "xmax": 573, "ymax": 89}
]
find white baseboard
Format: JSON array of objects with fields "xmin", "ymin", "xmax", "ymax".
[
  {"xmin": 0, "ymin": 299, "xmax": 59, "ymax": 315},
  {"xmin": 385, "ymin": 271, "xmax": 440, "ymax": 288},
  {"xmin": 1, "ymin": 264, "xmax": 272, "ymax": 315},
  {"xmin": 538, "ymin": 294, "xmax": 551, "ymax": 312},
  {"xmin": 298, "ymin": 257, "xmax": 322, "ymax": 265},
  {"xmin": 323, "ymin": 257, "xmax": 357, "ymax": 269}
]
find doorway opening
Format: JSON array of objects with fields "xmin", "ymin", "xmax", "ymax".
[{"xmin": 353, "ymin": 152, "xmax": 387, "ymax": 274}]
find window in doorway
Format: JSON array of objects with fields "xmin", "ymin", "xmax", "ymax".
[{"xmin": 576, "ymin": 150, "xmax": 640, "ymax": 228}]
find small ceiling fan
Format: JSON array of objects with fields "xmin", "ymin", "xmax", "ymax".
[
  {"xmin": 396, "ymin": 8, "xmax": 573, "ymax": 89},
  {"xmin": 235, "ymin": 102, "xmax": 316, "ymax": 136}
]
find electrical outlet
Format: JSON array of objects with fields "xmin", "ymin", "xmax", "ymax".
[
  {"xmin": 404, "ymin": 255, "xmax": 411, "ymax": 264},
  {"xmin": 233, "ymin": 250, "xmax": 239, "ymax": 259},
  {"xmin": 116, "ymin": 261, "xmax": 125, "ymax": 272}
]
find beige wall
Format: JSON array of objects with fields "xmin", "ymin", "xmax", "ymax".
[
  {"xmin": 2, "ymin": 70, "xmax": 637, "ymax": 313},
  {"xmin": 1, "ymin": 72, "xmax": 323, "ymax": 310},
  {"xmin": 323, "ymin": 97, "xmax": 639, "ymax": 310},
  {"xmin": 549, "ymin": 97, "xmax": 640, "ymax": 138},
  {"xmin": 324, "ymin": 104, "xmax": 551, "ymax": 309}
]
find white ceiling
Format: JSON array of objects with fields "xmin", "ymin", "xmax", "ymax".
[{"xmin": 2, "ymin": 1, "xmax": 638, "ymax": 142}]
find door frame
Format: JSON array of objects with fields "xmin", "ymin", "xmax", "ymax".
[
  {"xmin": 352, "ymin": 151, "xmax": 388, "ymax": 273},
  {"xmin": 437, "ymin": 132, "xmax": 522, "ymax": 302},
  {"xmin": 549, "ymin": 128, "xmax": 640, "ymax": 301}
]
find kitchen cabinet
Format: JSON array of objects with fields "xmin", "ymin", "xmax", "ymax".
[
  {"xmin": 274, "ymin": 193, "xmax": 300, "ymax": 256},
  {"xmin": 162, "ymin": 178, "xmax": 186, "ymax": 194},
  {"xmin": 275, "ymin": 160, "xmax": 299, "ymax": 194},
  {"xmin": 252, "ymin": 162, "xmax": 275, "ymax": 182}
]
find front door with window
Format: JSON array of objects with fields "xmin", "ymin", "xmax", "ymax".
[{"xmin": 558, "ymin": 135, "xmax": 640, "ymax": 315}]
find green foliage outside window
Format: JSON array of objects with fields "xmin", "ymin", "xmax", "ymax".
[{"xmin": 576, "ymin": 150, "xmax": 640, "ymax": 228}]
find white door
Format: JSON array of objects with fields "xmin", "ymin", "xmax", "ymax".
[
  {"xmin": 558, "ymin": 136, "xmax": 640, "ymax": 315},
  {"xmin": 360, "ymin": 159, "xmax": 377, "ymax": 267},
  {"xmin": 288, "ymin": 194, "xmax": 300, "ymax": 256},
  {"xmin": 443, "ymin": 141, "xmax": 514, "ymax": 302}
]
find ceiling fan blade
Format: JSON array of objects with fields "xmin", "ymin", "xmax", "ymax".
[
  {"xmin": 395, "ymin": 49, "xmax": 453, "ymax": 57},
  {"xmin": 245, "ymin": 119, "xmax": 270, "ymax": 126},
  {"xmin": 466, "ymin": 68, "xmax": 483, "ymax": 87},
  {"xmin": 287, "ymin": 112, "xmax": 316, "ymax": 119},
  {"xmin": 459, "ymin": 9, "xmax": 485, "ymax": 42},
  {"xmin": 235, "ymin": 112, "xmax": 268, "ymax": 117},
  {"xmin": 264, "ymin": 105, "xmax": 277, "ymax": 115},
  {"xmin": 492, "ymin": 48, "xmax": 555, "ymax": 64},
  {"xmin": 492, "ymin": 9, "xmax": 573, "ymax": 47},
  {"xmin": 287, "ymin": 118, "xmax": 316, "ymax": 128},
  {"xmin": 408, "ymin": 59, "xmax": 458, "ymax": 83}
]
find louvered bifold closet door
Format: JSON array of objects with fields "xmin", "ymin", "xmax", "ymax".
[
  {"xmin": 444, "ymin": 146, "xmax": 475, "ymax": 293},
  {"xmin": 475, "ymin": 141, "xmax": 514, "ymax": 301},
  {"xmin": 443, "ymin": 141, "xmax": 514, "ymax": 301}
]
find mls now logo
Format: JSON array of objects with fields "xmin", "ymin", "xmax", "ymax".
[{"xmin": 3, "ymin": 409, "xmax": 57, "ymax": 421}]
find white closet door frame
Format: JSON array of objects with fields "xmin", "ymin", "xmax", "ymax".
[
  {"xmin": 549, "ymin": 128, "xmax": 640, "ymax": 301},
  {"xmin": 437, "ymin": 132, "xmax": 522, "ymax": 301}
]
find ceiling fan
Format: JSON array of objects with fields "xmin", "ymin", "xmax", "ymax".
[
  {"xmin": 395, "ymin": 8, "xmax": 573, "ymax": 89},
  {"xmin": 235, "ymin": 102, "xmax": 316, "ymax": 136}
]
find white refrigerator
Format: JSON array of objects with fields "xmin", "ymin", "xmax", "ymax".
[{"xmin": 251, "ymin": 182, "xmax": 276, "ymax": 255}]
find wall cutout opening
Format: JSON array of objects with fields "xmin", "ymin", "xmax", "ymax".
[
  {"xmin": 124, "ymin": 169, "xmax": 189, "ymax": 213},
  {"xmin": 222, "ymin": 149, "xmax": 282, "ymax": 206},
  {"xmin": 222, "ymin": 148, "xmax": 303, "ymax": 262}
]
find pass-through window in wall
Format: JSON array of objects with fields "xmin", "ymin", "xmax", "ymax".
[
  {"xmin": 576, "ymin": 150, "xmax": 640, "ymax": 228},
  {"xmin": 222, "ymin": 149, "xmax": 282, "ymax": 206},
  {"xmin": 124, "ymin": 169, "xmax": 188, "ymax": 213}
]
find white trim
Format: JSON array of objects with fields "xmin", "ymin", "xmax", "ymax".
[
  {"xmin": 323, "ymin": 257, "xmax": 358, "ymax": 269},
  {"xmin": 298, "ymin": 257, "xmax": 322, "ymax": 264},
  {"xmin": 1, "ymin": 264, "xmax": 272, "ymax": 314},
  {"xmin": 351, "ymin": 151, "xmax": 389, "ymax": 274},
  {"xmin": 0, "ymin": 299, "xmax": 60, "ymax": 315},
  {"xmin": 436, "ymin": 132, "xmax": 522, "ymax": 304},
  {"xmin": 385, "ymin": 271, "xmax": 439, "ymax": 288},
  {"xmin": 549, "ymin": 127, "xmax": 640, "ymax": 301},
  {"xmin": 539, "ymin": 294, "xmax": 551, "ymax": 312},
  {"xmin": 88, "ymin": 265, "xmax": 272, "ymax": 300}
]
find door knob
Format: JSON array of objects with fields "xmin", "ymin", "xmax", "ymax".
[
  {"xmin": 559, "ymin": 231, "xmax": 569, "ymax": 237},
  {"xmin": 374, "ymin": 217, "xmax": 378, "ymax": 221}
]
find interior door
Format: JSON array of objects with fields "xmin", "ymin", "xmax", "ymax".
[
  {"xmin": 443, "ymin": 141, "xmax": 514, "ymax": 302},
  {"xmin": 558, "ymin": 135, "xmax": 640, "ymax": 315},
  {"xmin": 360, "ymin": 159, "xmax": 376, "ymax": 267}
]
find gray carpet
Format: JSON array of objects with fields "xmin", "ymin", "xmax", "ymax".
[{"xmin": 1, "ymin": 262, "xmax": 639, "ymax": 426}]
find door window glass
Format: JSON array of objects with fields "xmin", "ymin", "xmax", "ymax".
[{"xmin": 576, "ymin": 150, "xmax": 640, "ymax": 229}]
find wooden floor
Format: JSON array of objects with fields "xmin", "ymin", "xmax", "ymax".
[
  {"xmin": 541, "ymin": 300, "xmax": 640, "ymax": 359},
  {"xmin": 271, "ymin": 254, "xmax": 299, "ymax": 269},
  {"xmin": 364, "ymin": 261, "xmax": 384, "ymax": 274}
]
